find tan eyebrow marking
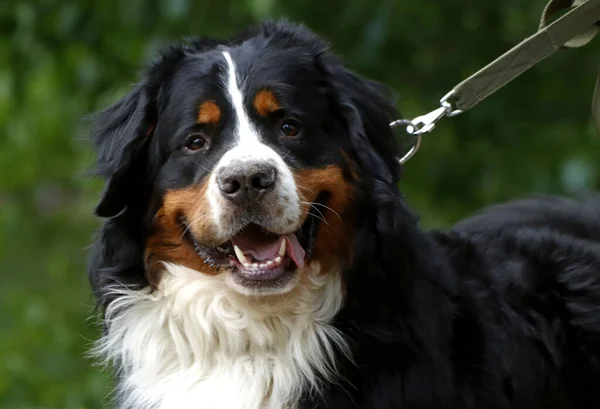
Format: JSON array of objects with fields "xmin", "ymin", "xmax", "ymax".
[
  {"xmin": 197, "ymin": 100, "xmax": 221, "ymax": 124},
  {"xmin": 253, "ymin": 89, "xmax": 281, "ymax": 117}
]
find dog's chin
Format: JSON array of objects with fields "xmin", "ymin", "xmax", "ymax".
[{"xmin": 225, "ymin": 263, "xmax": 302, "ymax": 296}]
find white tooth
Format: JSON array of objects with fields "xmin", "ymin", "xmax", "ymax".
[
  {"xmin": 266, "ymin": 261, "xmax": 274, "ymax": 267},
  {"xmin": 252, "ymin": 263, "xmax": 259, "ymax": 269},
  {"xmin": 243, "ymin": 263, "xmax": 251, "ymax": 268},
  {"xmin": 234, "ymin": 245, "xmax": 250, "ymax": 264},
  {"xmin": 274, "ymin": 256, "xmax": 282, "ymax": 265},
  {"xmin": 278, "ymin": 238, "xmax": 287, "ymax": 257}
]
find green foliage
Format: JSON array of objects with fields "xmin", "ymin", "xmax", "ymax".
[{"xmin": 1, "ymin": 0, "xmax": 598, "ymax": 407}]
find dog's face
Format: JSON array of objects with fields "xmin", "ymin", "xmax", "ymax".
[
  {"xmin": 90, "ymin": 22, "xmax": 399, "ymax": 300},
  {"xmin": 147, "ymin": 42, "xmax": 358, "ymax": 296}
]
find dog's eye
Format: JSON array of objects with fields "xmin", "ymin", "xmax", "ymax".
[
  {"xmin": 280, "ymin": 120, "xmax": 301, "ymax": 138},
  {"xmin": 184, "ymin": 134, "xmax": 208, "ymax": 152}
]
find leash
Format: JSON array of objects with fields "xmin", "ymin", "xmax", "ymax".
[{"xmin": 393, "ymin": 0, "xmax": 600, "ymax": 164}]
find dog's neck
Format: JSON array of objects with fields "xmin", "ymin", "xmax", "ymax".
[{"xmin": 93, "ymin": 262, "xmax": 348, "ymax": 409}]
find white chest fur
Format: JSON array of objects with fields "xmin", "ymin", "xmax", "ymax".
[{"xmin": 92, "ymin": 263, "xmax": 347, "ymax": 409}]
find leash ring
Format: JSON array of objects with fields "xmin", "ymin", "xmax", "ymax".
[{"xmin": 390, "ymin": 119, "xmax": 422, "ymax": 164}]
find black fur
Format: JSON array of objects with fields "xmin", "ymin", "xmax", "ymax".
[{"xmin": 88, "ymin": 20, "xmax": 600, "ymax": 408}]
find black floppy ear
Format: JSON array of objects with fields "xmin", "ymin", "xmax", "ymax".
[
  {"xmin": 319, "ymin": 55, "xmax": 401, "ymax": 185},
  {"xmin": 91, "ymin": 83, "xmax": 155, "ymax": 218},
  {"xmin": 319, "ymin": 54, "xmax": 424, "ymax": 258}
]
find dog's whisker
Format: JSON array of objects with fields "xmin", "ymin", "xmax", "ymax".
[
  {"xmin": 306, "ymin": 209, "xmax": 328, "ymax": 226},
  {"xmin": 300, "ymin": 201, "xmax": 331, "ymax": 225},
  {"xmin": 180, "ymin": 213, "xmax": 211, "ymax": 240},
  {"xmin": 193, "ymin": 160, "xmax": 214, "ymax": 174},
  {"xmin": 279, "ymin": 150, "xmax": 292, "ymax": 160},
  {"xmin": 300, "ymin": 201, "xmax": 341, "ymax": 221},
  {"xmin": 295, "ymin": 183, "xmax": 317, "ymax": 195}
]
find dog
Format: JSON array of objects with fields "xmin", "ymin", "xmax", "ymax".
[{"xmin": 87, "ymin": 20, "xmax": 600, "ymax": 409}]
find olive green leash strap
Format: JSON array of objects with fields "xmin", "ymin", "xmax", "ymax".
[
  {"xmin": 453, "ymin": 0, "xmax": 600, "ymax": 112},
  {"xmin": 539, "ymin": 0, "xmax": 600, "ymax": 48},
  {"xmin": 540, "ymin": 0, "xmax": 600, "ymax": 134},
  {"xmin": 394, "ymin": 0, "xmax": 600, "ymax": 164}
]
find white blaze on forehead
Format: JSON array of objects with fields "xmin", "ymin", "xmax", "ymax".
[
  {"xmin": 217, "ymin": 50, "xmax": 278, "ymax": 165},
  {"xmin": 221, "ymin": 51, "xmax": 262, "ymax": 147}
]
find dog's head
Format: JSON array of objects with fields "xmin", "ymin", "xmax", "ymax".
[{"xmin": 89, "ymin": 21, "xmax": 400, "ymax": 303}]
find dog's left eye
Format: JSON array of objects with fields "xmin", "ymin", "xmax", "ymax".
[
  {"xmin": 280, "ymin": 120, "xmax": 301, "ymax": 138},
  {"xmin": 184, "ymin": 134, "xmax": 208, "ymax": 152}
]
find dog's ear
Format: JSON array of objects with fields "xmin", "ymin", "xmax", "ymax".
[
  {"xmin": 319, "ymin": 55, "xmax": 401, "ymax": 185},
  {"xmin": 90, "ymin": 42, "xmax": 222, "ymax": 219},
  {"xmin": 319, "ymin": 54, "xmax": 426, "ymax": 280},
  {"xmin": 91, "ymin": 82, "xmax": 156, "ymax": 218}
]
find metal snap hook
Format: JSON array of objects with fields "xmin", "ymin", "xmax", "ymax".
[
  {"xmin": 440, "ymin": 90, "xmax": 463, "ymax": 117},
  {"xmin": 390, "ymin": 89, "xmax": 463, "ymax": 164},
  {"xmin": 409, "ymin": 106, "xmax": 447, "ymax": 135}
]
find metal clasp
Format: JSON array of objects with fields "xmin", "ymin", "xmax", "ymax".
[
  {"xmin": 391, "ymin": 90, "xmax": 463, "ymax": 164},
  {"xmin": 408, "ymin": 106, "xmax": 447, "ymax": 135}
]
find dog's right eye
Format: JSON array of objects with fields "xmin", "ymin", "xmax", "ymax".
[
  {"xmin": 184, "ymin": 134, "xmax": 208, "ymax": 152},
  {"xmin": 279, "ymin": 119, "xmax": 301, "ymax": 138}
]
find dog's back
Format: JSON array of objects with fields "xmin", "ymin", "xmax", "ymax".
[
  {"xmin": 431, "ymin": 195, "xmax": 600, "ymax": 408},
  {"xmin": 453, "ymin": 194, "xmax": 600, "ymax": 241}
]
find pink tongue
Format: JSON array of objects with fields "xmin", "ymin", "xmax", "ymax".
[
  {"xmin": 284, "ymin": 234, "xmax": 306, "ymax": 268},
  {"xmin": 231, "ymin": 233, "xmax": 305, "ymax": 268}
]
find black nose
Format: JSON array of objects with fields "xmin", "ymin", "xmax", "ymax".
[{"xmin": 217, "ymin": 161, "xmax": 277, "ymax": 205}]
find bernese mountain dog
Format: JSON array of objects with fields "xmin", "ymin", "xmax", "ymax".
[{"xmin": 87, "ymin": 21, "xmax": 600, "ymax": 409}]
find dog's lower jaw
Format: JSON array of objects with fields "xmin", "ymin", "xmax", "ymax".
[{"xmin": 92, "ymin": 262, "xmax": 348, "ymax": 409}]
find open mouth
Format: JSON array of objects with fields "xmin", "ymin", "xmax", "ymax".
[
  {"xmin": 179, "ymin": 192, "xmax": 328, "ymax": 289},
  {"xmin": 228, "ymin": 227, "xmax": 305, "ymax": 288}
]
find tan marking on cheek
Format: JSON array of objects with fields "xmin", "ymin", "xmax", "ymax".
[
  {"xmin": 253, "ymin": 89, "xmax": 281, "ymax": 117},
  {"xmin": 293, "ymin": 165, "xmax": 355, "ymax": 274},
  {"xmin": 144, "ymin": 180, "xmax": 220, "ymax": 285},
  {"xmin": 197, "ymin": 100, "xmax": 221, "ymax": 125}
]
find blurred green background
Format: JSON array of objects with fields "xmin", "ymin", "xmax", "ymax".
[{"xmin": 1, "ymin": 0, "xmax": 599, "ymax": 408}]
